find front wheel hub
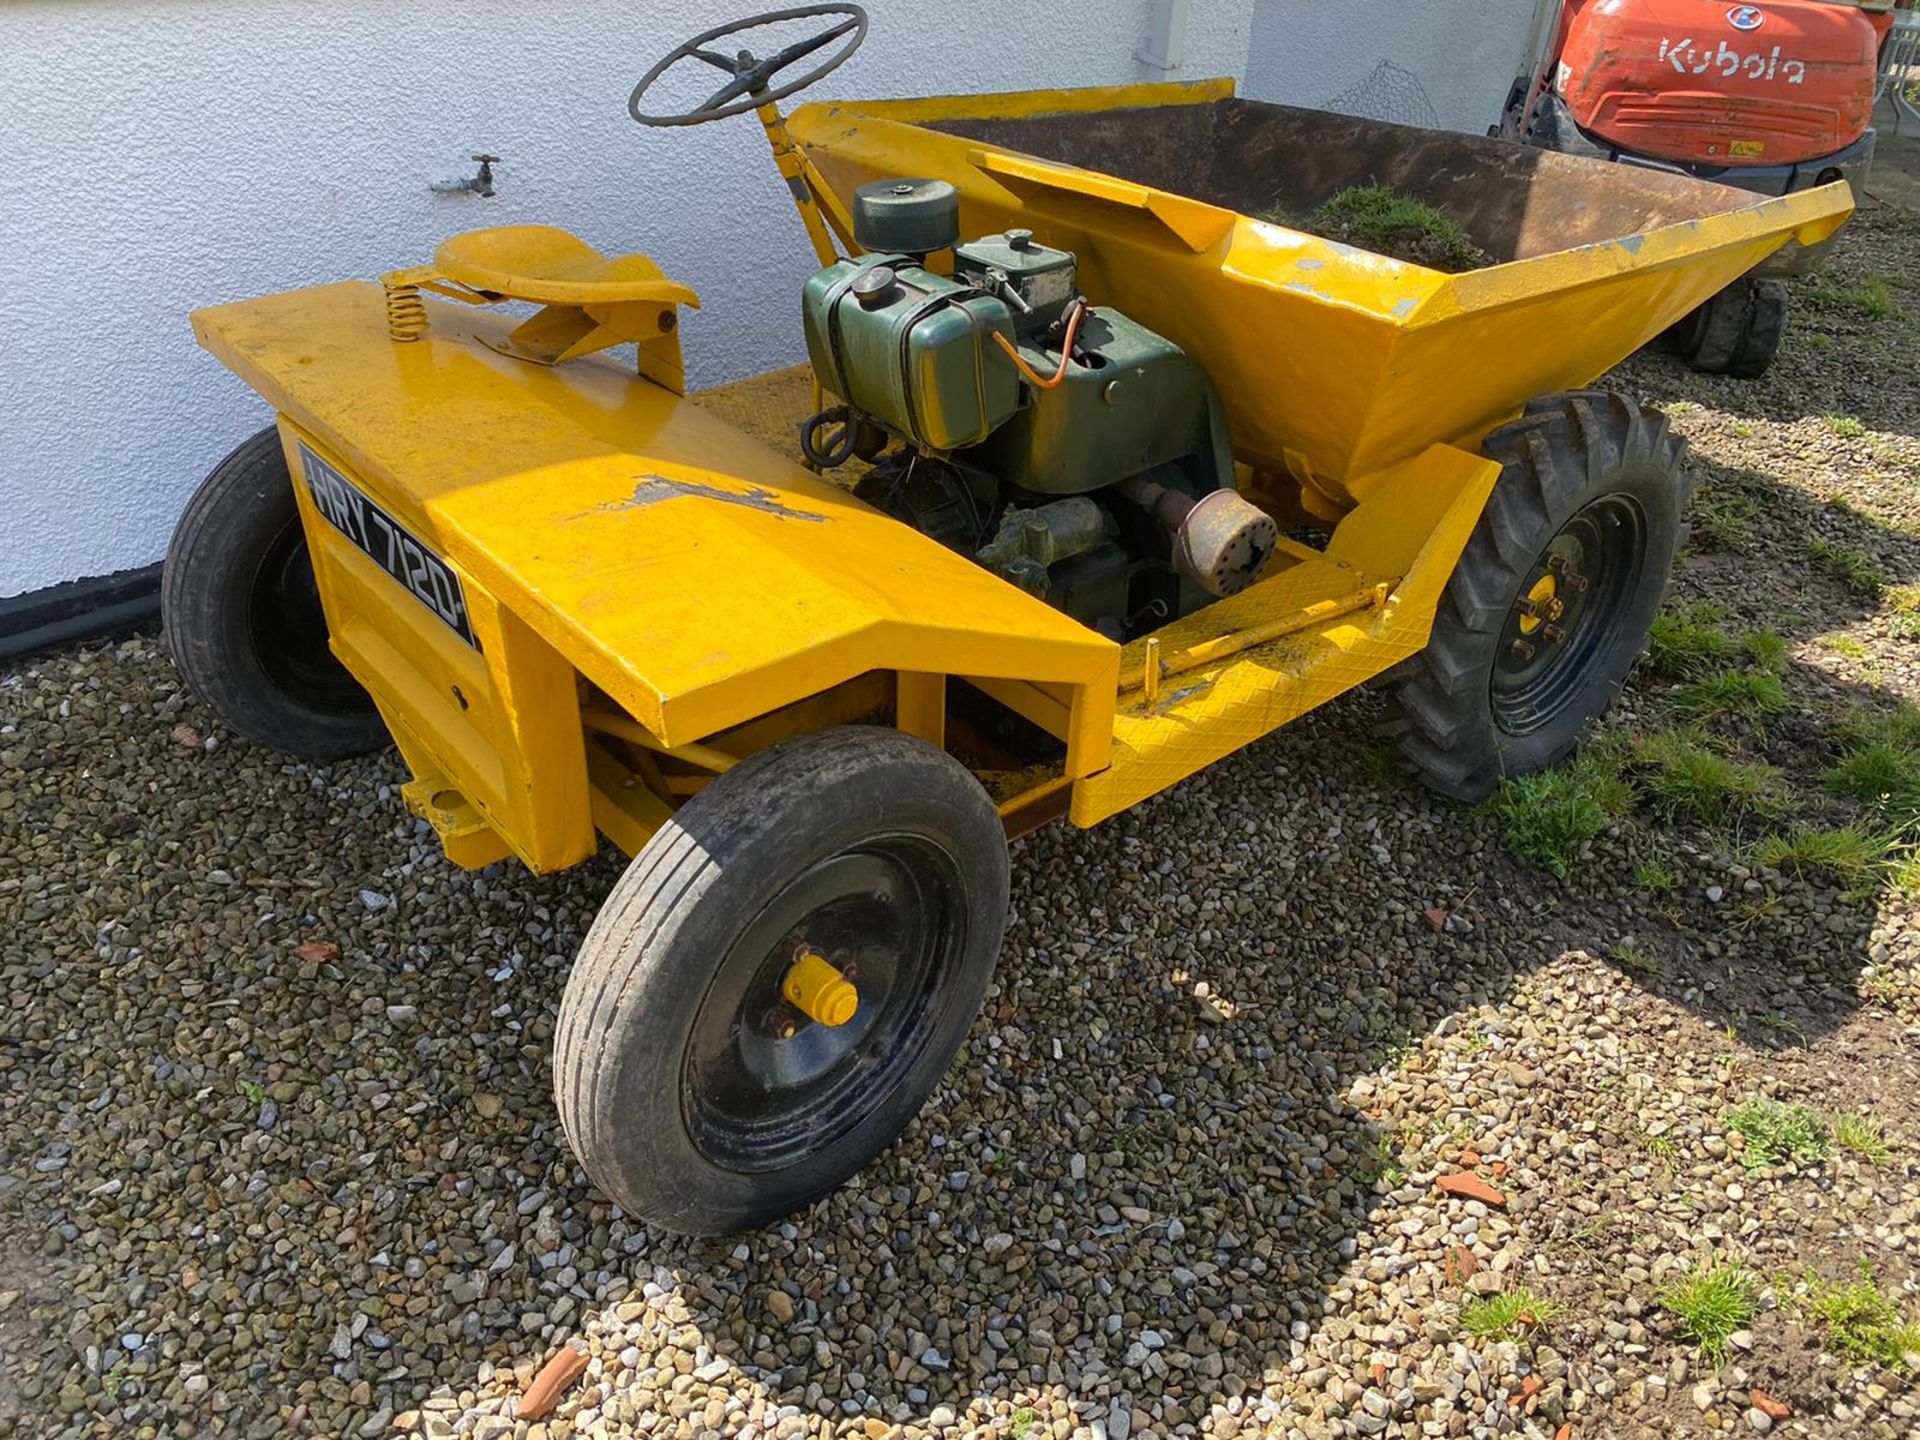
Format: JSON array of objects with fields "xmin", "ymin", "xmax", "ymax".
[
  {"xmin": 681, "ymin": 837, "xmax": 968, "ymax": 1174},
  {"xmin": 1491, "ymin": 494, "xmax": 1647, "ymax": 737},
  {"xmin": 782, "ymin": 951, "xmax": 859, "ymax": 1027}
]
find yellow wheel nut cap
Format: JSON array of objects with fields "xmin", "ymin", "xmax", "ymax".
[{"xmin": 782, "ymin": 952, "xmax": 859, "ymax": 1027}]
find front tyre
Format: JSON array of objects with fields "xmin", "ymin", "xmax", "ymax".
[
  {"xmin": 1392, "ymin": 392, "xmax": 1690, "ymax": 802},
  {"xmin": 554, "ymin": 727, "xmax": 1010, "ymax": 1235},
  {"xmin": 162, "ymin": 428, "xmax": 387, "ymax": 759}
]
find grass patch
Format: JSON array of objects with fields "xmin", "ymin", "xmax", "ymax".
[
  {"xmin": 1834, "ymin": 701, "xmax": 1920, "ymax": 753},
  {"xmin": 1632, "ymin": 856, "xmax": 1678, "ymax": 893},
  {"xmin": 1613, "ymin": 940, "xmax": 1663, "ymax": 975},
  {"xmin": 1824, "ymin": 413, "xmax": 1868, "ymax": 440},
  {"xmin": 1646, "ymin": 602, "xmax": 1735, "ymax": 679},
  {"xmin": 1560, "ymin": 1210, "xmax": 1625, "ymax": 1261},
  {"xmin": 1751, "ymin": 823, "xmax": 1900, "ymax": 886},
  {"xmin": 1667, "ymin": 668, "xmax": 1789, "ymax": 724},
  {"xmin": 1803, "ymin": 1262, "xmax": 1920, "ymax": 1369},
  {"xmin": 1894, "ymin": 853, "xmax": 1920, "ymax": 899},
  {"xmin": 1825, "ymin": 635, "xmax": 1868, "ymax": 660},
  {"xmin": 1632, "ymin": 731, "xmax": 1786, "ymax": 824},
  {"xmin": 1358, "ymin": 743, "xmax": 1403, "ymax": 786},
  {"xmin": 1010, "ymin": 1408, "xmax": 1040, "ymax": 1440},
  {"xmin": 1824, "ymin": 741, "xmax": 1920, "ymax": 819},
  {"xmin": 1833, "ymin": 1113, "xmax": 1892, "ymax": 1163},
  {"xmin": 1692, "ymin": 485, "xmax": 1763, "ymax": 550},
  {"xmin": 1860, "ymin": 966, "xmax": 1909, "ymax": 1004},
  {"xmin": 1487, "ymin": 749, "xmax": 1629, "ymax": 878},
  {"xmin": 1807, "ymin": 535, "xmax": 1886, "ymax": 597},
  {"xmin": 1657, "ymin": 1260, "xmax": 1758, "ymax": 1363},
  {"xmin": 1356, "ymin": 1129, "xmax": 1408, "ymax": 1188},
  {"xmin": 1302, "ymin": 185, "xmax": 1488, "ymax": 272},
  {"xmin": 1730, "ymin": 893, "xmax": 1784, "ymax": 935},
  {"xmin": 1742, "ymin": 631, "xmax": 1788, "ymax": 673},
  {"xmin": 1812, "ymin": 273, "xmax": 1899, "ymax": 319},
  {"xmin": 1112, "ymin": 1117, "xmax": 1165, "ymax": 1167},
  {"xmin": 1888, "ymin": 584, "xmax": 1920, "ymax": 642},
  {"xmin": 1459, "ymin": 1288, "xmax": 1562, "ymax": 1341},
  {"xmin": 1640, "ymin": 1128, "xmax": 1679, "ymax": 1171},
  {"xmin": 1726, "ymin": 1099, "xmax": 1828, "ymax": 1170},
  {"xmin": 1744, "ymin": 1009, "xmax": 1806, "ymax": 1045}
]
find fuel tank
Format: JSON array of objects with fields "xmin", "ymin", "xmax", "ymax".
[{"xmin": 1556, "ymin": 0, "xmax": 1884, "ymax": 168}]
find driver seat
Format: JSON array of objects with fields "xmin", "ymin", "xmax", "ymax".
[
  {"xmin": 384, "ymin": 225, "xmax": 701, "ymax": 388},
  {"xmin": 432, "ymin": 226, "xmax": 701, "ymax": 311}
]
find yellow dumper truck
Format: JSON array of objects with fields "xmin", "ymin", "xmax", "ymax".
[{"xmin": 164, "ymin": 6, "xmax": 1850, "ymax": 1232}]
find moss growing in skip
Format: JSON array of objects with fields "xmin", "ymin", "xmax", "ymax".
[{"xmin": 1296, "ymin": 185, "xmax": 1489, "ymax": 273}]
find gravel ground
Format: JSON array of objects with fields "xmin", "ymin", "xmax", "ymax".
[{"xmin": 5, "ymin": 206, "xmax": 1920, "ymax": 1440}]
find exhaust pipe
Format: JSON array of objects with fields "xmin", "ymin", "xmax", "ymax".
[{"xmin": 1117, "ymin": 476, "xmax": 1278, "ymax": 597}]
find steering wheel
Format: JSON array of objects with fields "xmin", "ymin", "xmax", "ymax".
[{"xmin": 629, "ymin": 5, "xmax": 868, "ymax": 127}]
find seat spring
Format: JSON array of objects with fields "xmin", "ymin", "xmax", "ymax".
[{"xmin": 384, "ymin": 281, "xmax": 429, "ymax": 342}]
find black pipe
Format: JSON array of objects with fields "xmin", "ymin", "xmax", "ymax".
[{"xmin": 0, "ymin": 563, "xmax": 163, "ymax": 664}]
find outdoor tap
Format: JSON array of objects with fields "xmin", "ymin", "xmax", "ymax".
[{"xmin": 430, "ymin": 154, "xmax": 500, "ymax": 198}]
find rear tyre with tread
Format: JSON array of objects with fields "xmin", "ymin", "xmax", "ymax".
[
  {"xmin": 1390, "ymin": 392, "xmax": 1690, "ymax": 802},
  {"xmin": 162, "ymin": 428, "xmax": 387, "ymax": 760},
  {"xmin": 554, "ymin": 727, "xmax": 1009, "ymax": 1236},
  {"xmin": 1657, "ymin": 277, "xmax": 1787, "ymax": 379},
  {"xmin": 1726, "ymin": 279, "xmax": 1789, "ymax": 379}
]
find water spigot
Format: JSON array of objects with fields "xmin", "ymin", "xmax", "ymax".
[{"xmin": 430, "ymin": 154, "xmax": 500, "ymax": 198}]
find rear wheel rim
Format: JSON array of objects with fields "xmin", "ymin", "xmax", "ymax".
[
  {"xmin": 247, "ymin": 520, "xmax": 371, "ymax": 716},
  {"xmin": 1490, "ymin": 493, "xmax": 1647, "ymax": 737},
  {"xmin": 682, "ymin": 833, "xmax": 968, "ymax": 1173}
]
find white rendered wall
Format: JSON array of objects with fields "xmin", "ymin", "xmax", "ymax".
[
  {"xmin": 0, "ymin": 0, "xmax": 1256, "ymax": 597},
  {"xmin": 1243, "ymin": 0, "xmax": 1540, "ymax": 133}
]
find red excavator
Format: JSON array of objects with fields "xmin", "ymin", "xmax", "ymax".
[{"xmin": 1501, "ymin": 0, "xmax": 1896, "ymax": 376}]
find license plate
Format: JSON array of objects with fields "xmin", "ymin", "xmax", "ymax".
[{"xmin": 298, "ymin": 444, "xmax": 480, "ymax": 650}]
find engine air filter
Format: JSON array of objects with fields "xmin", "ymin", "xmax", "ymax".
[{"xmin": 852, "ymin": 178, "xmax": 960, "ymax": 255}]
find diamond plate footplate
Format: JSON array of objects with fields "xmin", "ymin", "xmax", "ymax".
[
  {"xmin": 1068, "ymin": 443, "xmax": 1501, "ymax": 826},
  {"xmin": 1069, "ymin": 558, "xmax": 1418, "ymax": 825}
]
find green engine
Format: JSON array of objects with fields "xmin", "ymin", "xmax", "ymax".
[{"xmin": 799, "ymin": 179, "xmax": 1275, "ymax": 640}]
